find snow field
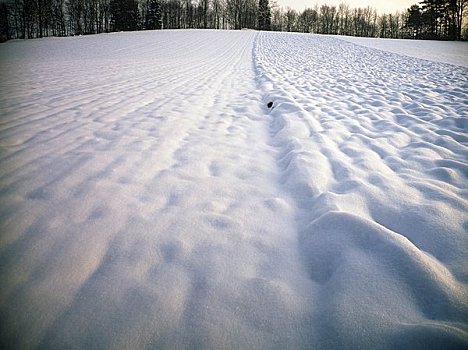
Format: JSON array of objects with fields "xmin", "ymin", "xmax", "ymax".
[
  {"xmin": 256, "ymin": 32, "xmax": 468, "ymax": 347},
  {"xmin": 0, "ymin": 30, "xmax": 316, "ymax": 349},
  {"xmin": 0, "ymin": 30, "xmax": 467, "ymax": 349},
  {"xmin": 337, "ymin": 35, "xmax": 468, "ymax": 68}
]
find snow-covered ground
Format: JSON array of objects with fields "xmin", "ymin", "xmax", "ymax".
[
  {"xmin": 337, "ymin": 35, "xmax": 468, "ymax": 68},
  {"xmin": 0, "ymin": 30, "xmax": 467, "ymax": 349}
]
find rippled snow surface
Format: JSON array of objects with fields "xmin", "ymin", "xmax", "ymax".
[{"xmin": 1, "ymin": 31, "xmax": 467, "ymax": 349}]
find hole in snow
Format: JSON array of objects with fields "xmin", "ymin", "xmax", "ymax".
[{"xmin": 267, "ymin": 101, "xmax": 273, "ymax": 108}]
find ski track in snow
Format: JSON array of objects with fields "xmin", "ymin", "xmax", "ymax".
[{"xmin": 0, "ymin": 30, "xmax": 467, "ymax": 349}]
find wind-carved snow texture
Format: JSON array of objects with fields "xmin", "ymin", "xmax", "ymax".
[
  {"xmin": 255, "ymin": 32, "xmax": 468, "ymax": 348},
  {"xmin": 0, "ymin": 31, "xmax": 314, "ymax": 349},
  {"xmin": 0, "ymin": 30, "xmax": 467, "ymax": 349}
]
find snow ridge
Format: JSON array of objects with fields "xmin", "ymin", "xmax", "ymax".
[{"xmin": 254, "ymin": 32, "xmax": 468, "ymax": 348}]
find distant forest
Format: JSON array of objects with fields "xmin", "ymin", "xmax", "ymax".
[{"xmin": 0, "ymin": 0, "xmax": 467, "ymax": 42}]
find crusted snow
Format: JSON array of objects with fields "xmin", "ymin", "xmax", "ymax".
[{"xmin": 0, "ymin": 30, "xmax": 467, "ymax": 349}]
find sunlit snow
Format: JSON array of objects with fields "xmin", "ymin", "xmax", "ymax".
[{"xmin": 0, "ymin": 30, "xmax": 467, "ymax": 349}]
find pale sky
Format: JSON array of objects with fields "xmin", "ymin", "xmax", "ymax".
[{"xmin": 276, "ymin": 0, "xmax": 416, "ymax": 14}]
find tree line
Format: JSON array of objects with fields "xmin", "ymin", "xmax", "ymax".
[
  {"xmin": 407, "ymin": 0, "xmax": 466, "ymax": 40},
  {"xmin": 0, "ymin": 0, "xmax": 466, "ymax": 42}
]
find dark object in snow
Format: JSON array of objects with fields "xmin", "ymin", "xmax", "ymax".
[{"xmin": 267, "ymin": 101, "xmax": 273, "ymax": 108}]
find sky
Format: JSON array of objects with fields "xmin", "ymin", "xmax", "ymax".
[{"xmin": 276, "ymin": 0, "xmax": 416, "ymax": 14}]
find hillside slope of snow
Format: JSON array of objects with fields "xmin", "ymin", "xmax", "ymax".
[
  {"xmin": 337, "ymin": 35, "xmax": 468, "ymax": 68},
  {"xmin": 0, "ymin": 31, "xmax": 467, "ymax": 349}
]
